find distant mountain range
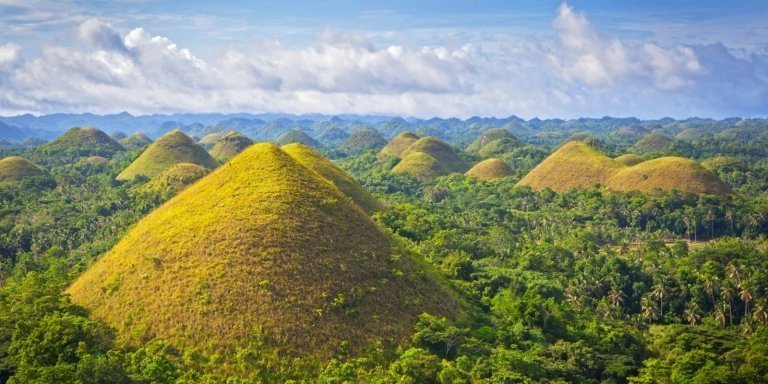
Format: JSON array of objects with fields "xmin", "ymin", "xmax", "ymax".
[{"xmin": 0, "ymin": 112, "xmax": 764, "ymax": 148}]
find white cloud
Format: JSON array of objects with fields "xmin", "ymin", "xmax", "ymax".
[{"xmin": 0, "ymin": 4, "xmax": 766, "ymax": 118}]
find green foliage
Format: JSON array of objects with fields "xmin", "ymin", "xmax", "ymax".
[
  {"xmin": 339, "ymin": 128, "xmax": 387, "ymax": 155},
  {"xmin": 116, "ymin": 130, "xmax": 217, "ymax": 181},
  {"xmin": 38, "ymin": 127, "xmax": 125, "ymax": 161},
  {"xmin": 209, "ymin": 132, "xmax": 253, "ymax": 163},
  {"xmin": 276, "ymin": 129, "xmax": 321, "ymax": 148}
]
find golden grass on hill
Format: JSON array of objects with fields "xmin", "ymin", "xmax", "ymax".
[
  {"xmin": 466, "ymin": 158, "xmax": 514, "ymax": 181},
  {"xmin": 614, "ymin": 154, "xmax": 646, "ymax": 166},
  {"xmin": 378, "ymin": 131, "xmax": 420, "ymax": 159},
  {"xmin": 276, "ymin": 129, "xmax": 321, "ymax": 148},
  {"xmin": 392, "ymin": 152, "xmax": 450, "ymax": 181},
  {"xmin": 0, "ymin": 156, "xmax": 45, "ymax": 180},
  {"xmin": 141, "ymin": 163, "xmax": 208, "ymax": 198},
  {"xmin": 518, "ymin": 141, "xmax": 730, "ymax": 195},
  {"xmin": 68, "ymin": 142, "xmax": 464, "ymax": 372},
  {"xmin": 116, "ymin": 130, "xmax": 217, "ymax": 181},
  {"xmin": 607, "ymin": 157, "xmax": 731, "ymax": 196},
  {"xmin": 391, "ymin": 137, "xmax": 469, "ymax": 181},
  {"xmin": 282, "ymin": 143, "xmax": 383, "ymax": 214},
  {"xmin": 209, "ymin": 132, "xmax": 253, "ymax": 163},
  {"xmin": 631, "ymin": 133, "xmax": 674, "ymax": 153},
  {"xmin": 517, "ymin": 141, "xmax": 627, "ymax": 192},
  {"xmin": 119, "ymin": 132, "xmax": 153, "ymax": 151},
  {"xmin": 199, "ymin": 133, "xmax": 224, "ymax": 145}
]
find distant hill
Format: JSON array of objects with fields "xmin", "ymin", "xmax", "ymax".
[
  {"xmin": 339, "ymin": 128, "xmax": 387, "ymax": 155},
  {"xmin": 518, "ymin": 141, "xmax": 626, "ymax": 192},
  {"xmin": 614, "ymin": 154, "xmax": 646, "ymax": 166},
  {"xmin": 140, "ymin": 162, "xmax": 208, "ymax": 200},
  {"xmin": 119, "ymin": 132, "xmax": 153, "ymax": 151},
  {"xmin": 676, "ymin": 128, "xmax": 706, "ymax": 140},
  {"xmin": 209, "ymin": 131, "xmax": 253, "ymax": 163},
  {"xmin": 616, "ymin": 125, "xmax": 650, "ymax": 136},
  {"xmin": 701, "ymin": 156, "xmax": 746, "ymax": 172},
  {"xmin": 631, "ymin": 133, "xmax": 674, "ymax": 153},
  {"xmin": 393, "ymin": 137, "xmax": 469, "ymax": 180},
  {"xmin": 68, "ymin": 142, "xmax": 463, "ymax": 372},
  {"xmin": 38, "ymin": 127, "xmax": 125, "ymax": 159},
  {"xmin": 378, "ymin": 131, "xmax": 420, "ymax": 159},
  {"xmin": 276, "ymin": 129, "xmax": 321, "ymax": 148},
  {"xmin": 466, "ymin": 128, "xmax": 521, "ymax": 157},
  {"xmin": 607, "ymin": 157, "xmax": 731, "ymax": 195},
  {"xmin": 518, "ymin": 141, "xmax": 729, "ymax": 195},
  {"xmin": 198, "ymin": 133, "xmax": 225, "ymax": 149},
  {"xmin": 110, "ymin": 131, "xmax": 128, "ymax": 140},
  {"xmin": 282, "ymin": 143, "xmax": 383, "ymax": 213},
  {"xmin": 0, "ymin": 156, "xmax": 46, "ymax": 181},
  {"xmin": 466, "ymin": 158, "xmax": 514, "ymax": 181},
  {"xmin": 116, "ymin": 130, "xmax": 217, "ymax": 181}
]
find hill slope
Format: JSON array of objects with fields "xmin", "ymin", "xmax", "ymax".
[
  {"xmin": 339, "ymin": 128, "xmax": 387, "ymax": 155},
  {"xmin": 607, "ymin": 157, "xmax": 731, "ymax": 195},
  {"xmin": 282, "ymin": 143, "xmax": 383, "ymax": 213},
  {"xmin": 0, "ymin": 156, "xmax": 46, "ymax": 181},
  {"xmin": 119, "ymin": 132, "xmax": 153, "ymax": 151},
  {"xmin": 614, "ymin": 154, "xmax": 646, "ymax": 166},
  {"xmin": 517, "ymin": 141, "xmax": 627, "ymax": 192},
  {"xmin": 467, "ymin": 128, "xmax": 521, "ymax": 157},
  {"xmin": 393, "ymin": 137, "xmax": 469, "ymax": 180},
  {"xmin": 68, "ymin": 143, "xmax": 462, "ymax": 370},
  {"xmin": 466, "ymin": 158, "xmax": 514, "ymax": 181},
  {"xmin": 631, "ymin": 133, "xmax": 674, "ymax": 153},
  {"xmin": 116, "ymin": 130, "xmax": 217, "ymax": 181},
  {"xmin": 39, "ymin": 127, "xmax": 125, "ymax": 158},
  {"xmin": 209, "ymin": 132, "xmax": 254, "ymax": 163},
  {"xmin": 378, "ymin": 132, "xmax": 420, "ymax": 159}
]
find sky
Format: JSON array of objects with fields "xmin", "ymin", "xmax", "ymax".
[{"xmin": 0, "ymin": 0, "xmax": 767, "ymax": 119}]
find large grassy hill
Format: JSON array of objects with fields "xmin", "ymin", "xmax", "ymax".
[
  {"xmin": 39, "ymin": 127, "xmax": 125, "ymax": 158},
  {"xmin": 607, "ymin": 157, "xmax": 731, "ymax": 195},
  {"xmin": 67, "ymin": 142, "xmax": 463, "ymax": 373},
  {"xmin": 116, "ymin": 130, "xmax": 217, "ymax": 181},
  {"xmin": 276, "ymin": 129, "xmax": 321, "ymax": 148},
  {"xmin": 517, "ymin": 141, "xmax": 626, "ymax": 192},
  {"xmin": 119, "ymin": 132, "xmax": 153, "ymax": 151},
  {"xmin": 0, "ymin": 156, "xmax": 46, "ymax": 181},
  {"xmin": 378, "ymin": 131, "xmax": 420, "ymax": 159},
  {"xmin": 339, "ymin": 128, "xmax": 387, "ymax": 155},
  {"xmin": 631, "ymin": 133, "xmax": 674, "ymax": 153},
  {"xmin": 393, "ymin": 137, "xmax": 469, "ymax": 180},
  {"xmin": 209, "ymin": 131, "xmax": 253, "ymax": 163},
  {"xmin": 466, "ymin": 158, "xmax": 514, "ymax": 181},
  {"xmin": 466, "ymin": 128, "xmax": 521, "ymax": 157}
]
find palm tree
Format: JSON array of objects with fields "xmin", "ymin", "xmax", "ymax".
[
  {"xmin": 702, "ymin": 275, "xmax": 718, "ymax": 308},
  {"xmin": 652, "ymin": 279, "xmax": 670, "ymax": 318},
  {"xmin": 714, "ymin": 303, "xmax": 727, "ymax": 327},
  {"xmin": 720, "ymin": 284, "xmax": 735, "ymax": 326},
  {"xmin": 608, "ymin": 284, "xmax": 626, "ymax": 308},
  {"xmin": 641, "ymin": 296, "xmax": 656, "ymax": 325},
  {"xmin": 752, "ymin": 300, "xmax": 768, "ymax": 325},
  {"xmin": 739, "ymin": 281, "xmax": 752, "ymax": 321},
  {"xmin": 684, "ymin": 302, "xmax": 700, "ymax": 326}
]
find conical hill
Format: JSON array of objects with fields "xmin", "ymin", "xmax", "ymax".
[
  {"xmin": 467, "ymin": 128, "xmax": 520, "ymax": 157},
  {"xmin": 68, "ymin": 143, "xmax": 463, "ymax": 368},
  {"xmin": 40, "ymin": 127, "xmax": 124, "ymax": 158},
  {"xmin": 517, "ymin": 141, "xmax": 626, "ymax": 192},
  {"xmin": 116, "ymin": 130, "xmax": 217, "ymax": 181},
  {"xmin": 607, "ymin": 157, "xmax": 731, "ymax": 196},
  {"xmin": 198, "ymin": 133, "xmax": 225, "ymax": 149},
  {"xmin": 630, "ymin": 133, "xmax": 674, "ymax": 153},
  {"xmin": 0, "ymin": 156, "xmax": 46, "ymax": 181},
  {"xmin": 282, "ymin": 143, "xmax": 383, "ymax": 213},
  {"xmin": 378, "ymin": 131, "xmax": 420, "ymax": 159},
  {"xmin": 466, "ymin": 158, "xmax": 514, "ymax": 181},
  {"xmin": 276, "ymin": 129, "xmax": 321, "ymax": 148},
  {"xmin": 119, "ymin": 132, "xmax": 153, "ymax": 151},
  {"xmin": 340, "ymin": 128, "xmax": 387, "ymax": 155},
  {"xmin": 614, "ymin": 154, "xmax": 645, "ymax": 166},
  {"xmin": 209, "ymin": 131, "xmax": 254, "ymax": 163}
]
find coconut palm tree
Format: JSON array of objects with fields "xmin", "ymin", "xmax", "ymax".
[
  {"xmin": 684, "ymin": 302, "xmax": 701, "ymax": 326},
  {"xmin": 641, "ymin": 296, "xmax": 657, "ymax": 325},
  {"xmin": 752, "ymin": 299, "xmax": 767, "ymax": 325},
  {"xmin": 714, "ymin": 303, "xmax": 727, "ymax": 327},
  {"xmin": 720, "ymin": 284, "xmax": 736, "ymax": 326},
  {"xmin": 740, "ymin": 281, "xmax": 753, "ymax": 320},
  {"xmin": 652, "ymin": 279, "xmax": 670, "ymax": 318}
]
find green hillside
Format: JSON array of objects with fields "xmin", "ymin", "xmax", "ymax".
[
  {"xmin": 631, "ymin": 133, "xmax": 674, "ymax": 153},
  {"xmin": 616, "ymin": 125, "xmax": 650, "ymax": 136},
  {"xmin": 339, "ymin": 128, "xmax": 387, "ymax": 155},
  {"xmin": 141, "ymin": 162, "xmax": 208, "ymax": 200},
  {"xmin": 465, "ymin": 158, "xmax": 514, "ymax": 181},
  {"xmin": 614, "ymin": 154, "xmax": 646, "ymax": 166},
  {"xmin": 119, "ymin": 132, "xmax": 153, "ymax": 151},
  {"xmin": 116, "ymin": 130, "xmax": 217, "ymax": 181},
  {"xmin": 517, "ymin": 141, "xmax": 627, "ymax": 192},
  {"xmin": 282, "ymin": 143, "xmax": 383, "ymax": 213},
  {"xmin": 676, "ymin": 128, "xmax": 706, "ymax": 140},
  {"xmin": 209, "ymin": 131, "xmax": 253, "ymax": 163},
  {"xmin": 467, "ymin": 128, "xmax": 521, "ymax": 157},
  {"xmin": 378, "ymin": 131, "xmax": 420, "ymax": 159},
  {"xmin": 0, "ymin": 156, "xmax": 46, "ymax": 181},
  {"xmin": 701, "ymin": 156, "xmax": 746, "ymax": 172},
  {"xmin": 276, "ymin": 129, "xmax": 321, "ymax": 148},
  {"xmin": 198, "ymin": 133, "xmax": 225, "ymax": 149},
  {"xmin": 68, "ymin": 142, "xmax": 463, "ymax": 373},
  {"xmin": 607, "ymin": 157, "xmax": 731, "ymax": 195},
  {"xmin": 39, "ymin": 127, "xmax": 125, "ymax": 158}
]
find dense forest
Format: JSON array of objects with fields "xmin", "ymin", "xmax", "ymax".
[{"xmin": 0, "ymin": 115, "xmax": 767, "ymax": 383}]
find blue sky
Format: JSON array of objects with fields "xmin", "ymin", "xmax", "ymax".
[{"xmin": 0, "ymin": 0, "xmax": 767, "ymax": 118}]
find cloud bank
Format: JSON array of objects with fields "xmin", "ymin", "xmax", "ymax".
[{"xmin": 0, "ymin": 3, "xmax": 766, "ymax": 118}]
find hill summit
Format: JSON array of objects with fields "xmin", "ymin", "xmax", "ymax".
[
  {"xmin": 119, "ymin": 132, "xmax": 153, "ymax": 150},
  {"xmin": 276, "ymin": 129, "xmax": 321, "ymax": 148},
  {"xmin": 378, "ymin": 131, "xmax": 420, "ymax": 159},
  {"xmin": 518, "ymin": 141, "xmax": 729, "ymax": 195},
  {"xmin": 0, "ymin": 156, "xmax": 46, "ymax": 181},
  {"xmin": 116, "ymin": 130, "xmax": 217, "ymax": 181},
  {"xmin": 68, "ymin": 143, "xmax": 462, "ymax": 372},
  {"xmin": 340, "ymin": 128, "xmax": 387, "ymax": 155},
  {"xmin": 39, "ymin": 127, "xmax": 125, "ymax": 158},
  {"xmin": 392, "ymin": 137, "xmax": 470, "ymax": 180},
  {"xmin": 209, "ymin": 131, "xmax": 254, "ymax": 163},
  {"xmin": 466, "ymin": 128, "xmax": 521, "ymax": 157}
]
